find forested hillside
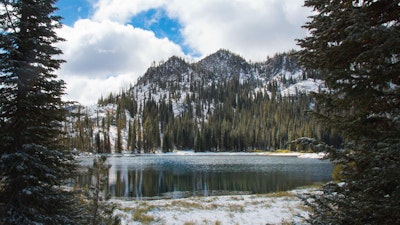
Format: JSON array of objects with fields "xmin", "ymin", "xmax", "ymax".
[{"xmin": 63, "ymin": 50, "xmax": 342, "ymax": 153}]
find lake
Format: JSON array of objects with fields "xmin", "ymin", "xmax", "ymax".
[{"xmin": 76, "ymin": 154, "xmax": 332, "ymax": 200}]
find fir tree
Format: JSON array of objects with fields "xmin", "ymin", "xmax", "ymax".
[
  {"xmin": 0, "ymin": 0, "xmax": 81, "ymax": 223},
  {"xmin": 83, "ymin": 156, "xmax": 120, "ymax": 225},
  {"xmin": 297, "ymin": 1, "xmax": 400, "ymax": 224}
]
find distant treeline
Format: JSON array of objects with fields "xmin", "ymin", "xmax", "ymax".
[{"xmin": 64, "ymin": 74, "xmax": 342, "ymax": 153}]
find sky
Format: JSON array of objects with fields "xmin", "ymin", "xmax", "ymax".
[{"xmin": 54, "ymin": 0, "xmax": 311, "ymax": 105}]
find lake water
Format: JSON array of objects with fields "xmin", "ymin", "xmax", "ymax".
[{"xmin": 77, "ymin": 154, "xmax": 333, "ymax": 200}]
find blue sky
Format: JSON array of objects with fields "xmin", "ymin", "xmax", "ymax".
[
  {"xmin": 56, "ymin": 0, "xmax": 192, "ymax": 54},
  {"xmin": 54, "ymin": 0, "xmax": 310, "ymax": 105},
  {"xmin": 129, "ymin": 8, "xmax": 194, "ymax": 55},
  {"xmin": 56, "ymin": 0, "xmax": 91, "ymax": 26}
]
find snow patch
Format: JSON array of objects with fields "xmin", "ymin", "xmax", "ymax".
[
  {"xmin": 112, "ymin": 188, "xmax": 315, "ymax": 225},
  {"xmin": 281, "ymin": 79, "xmax": 325, "ymax": 96}
]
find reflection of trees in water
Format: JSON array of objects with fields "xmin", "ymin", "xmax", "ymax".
[
  {"xmin": 78, "ymin": 168, "xmax": 323, "ymax": 200},
  {"xmin": 75, "ymin": 156, "xmax": 333, "ymax": 200}
]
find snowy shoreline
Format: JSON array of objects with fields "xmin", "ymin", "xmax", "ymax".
[
  {"xmin": 112, "ymin": 187, "xmax": 316, "ymax": 225},
  {"xmin": 76, "ymin": 150, "xmax": 326, "ymax": 159}
]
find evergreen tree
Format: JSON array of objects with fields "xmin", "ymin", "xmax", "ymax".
[
  {"xmin": 0, "ymin": 0, "xmax": 82, "ymax": 223},
  {"xmin": 83, "ymin": 156, "xmax": 120, "ymax": 225},
  {"xmin": 162, "ymin": 123, "xmax": 174, "ymax": 152},
  {"xmin": 297, "ymin": 1, "xmax": 400, "ymax": 224}
]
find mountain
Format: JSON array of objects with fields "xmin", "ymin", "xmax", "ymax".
[
  {"xmin": 63, "ymin": 49, "xmax": 340, "ymax": 154},
  {"xmin": 196, "ymin": 49, "xmax": 252, "ymax": 80},
  {"xmin": 128, "ymin": 49, "xmax": 324, "ymax": 115}
]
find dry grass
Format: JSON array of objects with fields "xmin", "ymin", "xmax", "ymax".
[
  {"xmin": 274, "ymin": 149, "xmax": 291, "ymax": 153},
  {"xmin": 132, "ymin": 203, "xmax": 156, "ymax": 224},
  {"xmin": 280, "ymin": 218, "xmax": 294, "ymax": 225},
  {"xmin": 229, "ymin": 196, "xmax": 244, "ymax": 201},
  {"xmin": 228, "ymin": 204, "xmax": 245, "ymax": 212},
  {"xmin": 183, "ymin": 221, "xmax": 196, "ymax": 225},
  {"xmin": 170, "ymin": 200, "xmax": 204, "ymax": 209},
  {"xmin": 266, "ymin": 191, "xmax": 295, "ymax": 198}
]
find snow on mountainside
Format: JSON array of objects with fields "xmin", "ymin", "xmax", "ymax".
[
  {"xmin": 66, "ymin": 49, "xmax": 325, "ymax": 153},
  {"xmin": 196, "ymin": 49, "xmax": 253, "ymax": 81},
  {"xmin": 131, "ymin": 49, "xmax": 324, "ymax": 114}
]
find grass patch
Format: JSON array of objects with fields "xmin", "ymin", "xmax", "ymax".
[
  {"xmin": 170, "ymin": 200, "xmax": 204, "ymax": 209},
  {"xmin": 201, "ymin": 196, "xmax": 218, "ymax": 203},
  {"xmin": 280, "ymin": 218, "xmax": 294, "ymax": 225},
  {"xmin": 264, "ymin": 203, "xmax": 272, "ymax": 208},
  {"xmin": 266, "ymin": 191, "xmax": 295, "ymax": 198},
  {"xmin": 274, "ymin": 149, "xmax": 291, "ymax": 153},
  {"xmin": 132, "ymin": 204, "xmax": 156, "ymax": 225},
  {"xmin": 250, "ymin": 149, "xmax": 266, "ymax": 153},
  {"xmin": 169, "ymin": 199, "xmax": 221, "ymax": 210},
  {"xmin": 228, "ymin": 204, "xmax": 245, "ymax": 212},
  {"xmin": 229, "ymin": 196, "xmax": 244, "ymax": 201},
  {"xmin": 183, "ymin": 221, "xmax": 196, "ymax": 225},
  {"xmin": 209, "ymin": 203, "xmax": 219, "ymax": 209}
]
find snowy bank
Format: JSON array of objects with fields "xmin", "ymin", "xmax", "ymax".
[
  {"xmin": 297, "ymin": 152, "xmax": 326, "ymax": 159},
  {"xmin": 256, "ymin": 152, "xmax": 326, "ymax": 159},
  {"xmin": 112, "ymin": 188, "xmax": 314, "ymax": 225},
  {"xmin": 165, "ymin": 150, "xmax": 326, "ymax": 159},
  {"xmin": 75, "ymin": 150, "xmax": 326, "ymax": 159}
]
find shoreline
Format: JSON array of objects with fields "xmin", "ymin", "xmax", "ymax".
[{"xmin": 76, "ymin": 151, "xmax": 327, "ymax": 159}]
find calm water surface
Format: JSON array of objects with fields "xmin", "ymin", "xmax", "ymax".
[{"xmin": 77, "ymin": 154, "xmax": 332, "ymax": 200}]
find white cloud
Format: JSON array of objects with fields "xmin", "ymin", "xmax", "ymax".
[
  {"xmin": 90, "ymin": 0, "xmax": 310, "ymax": 61},
  {"xmin": 166, "ymin": 0, "xmax": 309, "ymax": 61},
  {"xmin": 62, "ymin": 74, "xmax": 132, "ymax": 105},
  {"xmin": 57, "ymin": 19, "xmax": 184, "ymax": 104},
  {"xmin": 56, "ymin": 0, "xmax": 310, "ymax": 104}
]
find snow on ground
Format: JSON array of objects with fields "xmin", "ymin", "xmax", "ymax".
[
  {"xmin": 281, "ymin": 79, "xmax": 325, "ymax": 96},
  {"xmin": 77, "ymin": 150, "xmax": 326, "ymax": 159},
  {"xmin": 297, "ymin": 152, "xmax": 326, "ymax": 159},
  {"xmin": 165, "ymin": 150, "xmax": 326, "ymax": 159},
  {"xmin": 258, "ymin": 152, "xmax": 326, "ymax": 159},
  {"xmin": 112, "ymin": 188, "xmax": 314, "ymax": 225}
]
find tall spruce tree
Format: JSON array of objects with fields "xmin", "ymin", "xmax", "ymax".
[
  {"xmin": 84, "ymin": 156, "xmax": 120, "ymax": 225},
  {"xmin": 0, "ymin": 0, "xmax": 81, "ymax": 224},
  {"xmin": 297, "ymin": 1, "xmax": 400, "ymax": 224}
]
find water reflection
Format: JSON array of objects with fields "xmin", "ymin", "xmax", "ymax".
[{"xmin": 77, "ymin": 155, "xmax": 332, "ymax": 200}]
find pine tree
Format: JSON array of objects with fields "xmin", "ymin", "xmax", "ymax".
[
  {"xmin": 0, "ymin": 0, "xmax": 81, "ymax": 223},
  {"xmin": 297, "ymin": 1, "xmax": 400, "ymax": 224},
  {"xmin": 84, "ymin": 156, "xmax": 120, "ymax": 225}
]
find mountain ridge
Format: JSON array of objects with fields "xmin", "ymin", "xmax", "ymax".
[
  {"xmin": 64, "ymin": 49, "xmax": 339, "ymax": 154},
  {"xmin": 129, "ymin": 49, "xmax": 323, "ymax": 115}
]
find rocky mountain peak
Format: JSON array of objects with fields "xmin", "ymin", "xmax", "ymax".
[
  {"xmin": 196, "ymin": 49, "xmax": 251, "ymax": 79},
  {"xmin": 164, "ymin": 56, "xmax": 188, "ymax": 68},
  {"xmin": 137, "ymin": 55, "xmax": 190, "ymax": 85}
]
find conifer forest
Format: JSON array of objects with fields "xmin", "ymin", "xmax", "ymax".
[{"xmin": 63, "ymin": 51, "xmax": 342, "ymax": 154}]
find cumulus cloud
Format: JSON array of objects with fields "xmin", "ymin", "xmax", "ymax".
[
  {"xmin": 58, "ymin": 19, "xmax": 183, "ymax": 78},
  {"xmin": 90, "ymin": 0, "xmax": 310, "ymax": 61},
  {"xmin": 166, "ymin": 0, "xmax": 309, "ymax": 61},
  {"xmin": 56, "ymin": 0, "xmax": 310, "ymax": 104},
  {"xmin": 62, "ymin": 74, "xmax": 132, "ymax": 105},
  {"xmin": 57, "ymin": 19, "xmax": 184, "ymax": 104}
]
